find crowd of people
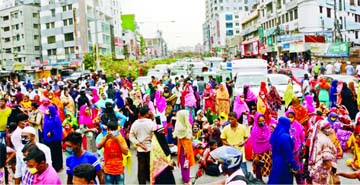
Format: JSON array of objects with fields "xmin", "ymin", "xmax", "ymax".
[{"xmin": 1, "ymin": 62, "xmax": 360, "ymax": 185}]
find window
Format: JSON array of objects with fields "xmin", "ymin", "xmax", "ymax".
[
  {"xmin": 225, "ymin": 14, "xmax": 233, "ymax": 21},
  {"xmin": 3, "ymin": 26, "xmax": 10, "ymax": 32},
  {"xmin": 290, "ymin": 11, "xmax": 293, "ymax": 21},
  {"xmin": 63, "ymin": 18, "xmax": 73, "ymax": 26},
  {"xmin": 65, "ymin": 47, "xmax": 75, "ymax": 54},
  {"xmin": 236, "ymin": 30, "xmax": 240, "ymax": 34},
  {"xmin": 327, "ymin": 8, "xmax": 331, "ymax": 18},
  {"xmin": 350, "ymin": 0, "xmax": 355, "ymax": 5},
  {"xmin": 13, "ymin": 47, "xmax": 21, "ymax": 52},
  {"xmin": 235, "ymin": 15, "xmax": 239, "ymax": 19},
  {"xmin": 34, "ymin": 35, "xmax": 39, "ymax": 40},
  {"xmin": 47, "ymin": 36, "xmax": 56, "ymax": 44},
  {"xmin": 64, "ymin": 32, "xmax": 74, "ymax": 41},
  {"xmin": 235, "ymin": 22, "xmax": 239, "ymax": 26},
  {"xmin": 286, "ymin": 13, "xmax": 289, "ymax": 22},
  {"xmin": 13, "ymin": 35, "xmax": 20, "ymax": 41},
  {"xmin": 46, "ymin": 22, "xmax": 55, "ymax": 29},
  {"xmin": 339, "ymin": 17, "xmax": 343, "ymax": 29},
  {"xmin": 12, "ymin": 24, "xmax": 19, "ymax": 30},
  {"xmin": 226, "ymin": 30, "xmax": 233, "ymax": 36},
  {"xmin": 282, "ymin": 14, "xmax": 285, "ymax": 23},
  {"xmin": 33, "ymin": 24, "xmax": 39, "ymax": 29},
  {"xmin": 245, "ymin": 6, "xmax": 248, "ymax": 11},
  {"xmin": 5, "ymin": 48, "xmax": 11, "ymax": 53},
  {"xmin": 11, "ymin": 12, "xmax": 18, "ymax": 19},
  {"xmin": 226, "ymin": 23, "xmax": 233, "ymax": 28},
  {"xmin": 356, "ymin": 31, "xmax": 358, "ymax": 39},
  {"xmin": 33, "ymin": 13, "xmax": 38, "ymax": 17},
  {"xmin": 320, "ymin": 6, "xmax": 323, "ymax": 13},
  {"xmin": 68, "ymin": 5, "xmax": 72, "ymax": 10},
  {"xmin": 47, "ymin": 49, "xmax": 56, "ymax": 56},
  {"xmin": 4, "ymin": 37, "xmax": 10, "ymax": 42},
  {"xmin": 3, "ymin": 16, "xmax": 9, "ymax": 21},
  {"xmin": 51, "ymin": 9, "xmax": 55, "ymax": 17},
  {"xmin": 294, "ymin": 9, "xmax": 298, "ymax": 19},
  {"xmin": 358, "ymin": 0, "xmax": 360, "ymax": 6},
  {"xmin": 62, "ymin": 5, "xmax": 67, "ymax": 11}
]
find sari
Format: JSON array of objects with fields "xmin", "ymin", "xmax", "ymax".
[
  {"xmin": 346, "ymin": 126, "xmax": 360, "ymax": 169},
  {"xmin": 317, "ymin": 78, "xmax": 330, "ymax": 108},
  {"xmin": 203, "ymin": 83, "xmax": 216, "ymax": 113},
  {"xmin": 302, "ymin": 95, "xmax": 315, "ymax": 114},
  {"xmin": 284, "ymin": 81, "xmax": 295, "ymax": 109},
  {"xmin": 357, "ymin": 83, "xmax": 360, "ymax": 110},
  {"xmin": 49, "ymin": 91, "xmax": 65, "ymax": 121},
  {"xmin": 337, "ymin": 81, "xmax": 343, "ymax": 105},
  {"xmin": 216, "ymin": 83, "xmax": 230, "ymax": 115},
  {"xmin": 143, "ymin": 94, "xmax": 155, "ymax": 115},
  {"xmin": 329, "ymin": 80, "xmax": 338, "ymax": 108},
  {"xmin": 233, "ymin": 93, "xmax": 249, "ymax": 120},
  {"xmin": 244, "ymin": 84, "xmax": 257, "ymax": 112},
  {"xmin": 266, "ymin": 86, "xmax": 282, "ymax": 119},
  {"xmin": 290, "ymin": 97, "xmax": 309, "ymax": 125},
  {"xmin": 184, "ymin": 85, "xmax": 197, "ymax": 124}
]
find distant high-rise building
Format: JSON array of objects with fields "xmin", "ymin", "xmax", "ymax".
[{"xmin": 0, "ymin": 0, "xmax": 40, "ymax": 10}]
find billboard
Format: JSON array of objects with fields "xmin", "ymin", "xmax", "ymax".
[{"xmin": 121, "ymin": 14, "xmax": 135, "ymax": 32}]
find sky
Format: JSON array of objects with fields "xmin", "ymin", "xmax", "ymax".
[{"xmin": 119, "ymin": 0, "xmax": 205, "ymax": 50}]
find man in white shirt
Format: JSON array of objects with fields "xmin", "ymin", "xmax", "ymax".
[
  {"xmin": 302, "ymin": 74, "xmax": 311, "ymax": 96},
  {"xmin": 14, "ymin": 126, "xmax": 52, "ymax": 185},
  {"xmin": 334, "ymin": 61, "xmax": 341, "ymax": 74},
  {"xmin": 172, "ymin": 82, "xmax": 182, "ymax": 111},
  {"xmin": 11, "ymin": 113, "xmax": 28, "ymax": 151},
  {"xmin": 325, "ymin": 62, "xmax": 334, "ymax": 74},
  {"xmin": 129, "ymin": 107, "xmax": 158, "ymax": 184}
]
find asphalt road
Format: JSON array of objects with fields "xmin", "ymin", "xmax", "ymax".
[{"xmin": 57, "ymin": 106, "xmax": 360, "ymax": 184}]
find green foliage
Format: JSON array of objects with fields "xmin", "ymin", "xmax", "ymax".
[
  {"xmin": 83, "ymin": 53, "xmax": 95, "ymax": 70},
  {"xmin": 140, "ymin": 36, "xmax": 146, "ymax": 56}
]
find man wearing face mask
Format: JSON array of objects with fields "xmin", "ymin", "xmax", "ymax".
[
  {"xmin": 14, "ymin": 127, "xmax": 52, "ymax": 185},
  {"xmin": 11, "ymin": 113, "xmax": 29, "ymax": 151},
  {"xmin": 64, "ymin": 132, "xmax": 104, "ymax": 185},
  {"xmin": 24, "ymin": 147, "xmax": 61, "ymax": 184}
]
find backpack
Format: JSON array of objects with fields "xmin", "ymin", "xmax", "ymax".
[{"xmin": 229, "ymin": 172, "xmax": 264, "ymax": 185}]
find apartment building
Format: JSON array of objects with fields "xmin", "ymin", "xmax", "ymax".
[
  {"xmin": 40, "ymin": 0, "xmax": 123, "ymax": 66},
  {"xmin": 0, "ymin": 4, "xmax": 41, "ymax": 69}
]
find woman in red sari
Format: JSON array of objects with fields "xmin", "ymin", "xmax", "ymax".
[
  {"xmin": 267, "ymin": 86, "xmax": 282, "ymax": 119},
  {"xmin": 203, "ymin": 83, "xmax": 216, "ymax": 114},
  {"xmin": 290, "ymin": 97, "xmax": 309, "ymax": 130}
]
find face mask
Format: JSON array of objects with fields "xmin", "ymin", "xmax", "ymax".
[
  {"xmin": 240, "ymin": 97, "xmax": 245, "ymax": 101},
  {"xmin": 258, "ymin": 122, "xmax": 265, "ymax": 127},
  {"xmin": 48, "ymin": 95, "xmax": 53, "ymax": 99},
  {"xmin": 330, "ymin": 117, "xmax": 337, "ymax": 121},
  {"xmin": 21, "ymin": 138, "xmax": 30, "ymax": 145},
  {"xmin": 65, "ymin": 147, "xmax": 74, "ymax": 155},
  {"xmin": 193, "ymin": 128, "xmax": 199, "ymax": 132},
  {"xmin": 28, "ymin": 167, "xmax": 38, "ymax": 175},
  {"xmin": 289, "ymin": 118, "xmax": 294, "ymax": 122},
  {"xmin": 45, "ymin": 110, "xmax": 50, "ymax": 115}
]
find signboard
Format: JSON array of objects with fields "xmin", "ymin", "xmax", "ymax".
[
  {"xmin": 282, "ymin": 43, "xmax": 290, "ymax": 50},
  {"xmin": 310, "ymin": 42, "xmax": 349, "ymax": 57},
  {"xmin": 121, "ymin": 14, "xmax": 135, "ymax": 32},
  {"xmin": 276, "ymin": 34, "xmax": 303, "ymax": 42}
]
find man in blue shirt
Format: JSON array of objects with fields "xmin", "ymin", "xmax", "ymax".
[
  {"xmin": 346, "ymin": 61, "xmax": 355, "ymax": 76},
  {"xmin": 64, "ymin": 132, "xmax": 104, "ymax": 184}
]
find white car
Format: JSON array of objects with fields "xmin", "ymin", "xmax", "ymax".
[
  {"xmin": 134, "ymin": 76, "xmax": 151, "ymax": 87},
  {"xmin": 267, "ymin": 74, "xmax": 303, "ymax": 101},
  {"xmin": 233, "ymin": 73, "xmax": 267, "ymax": 98}
]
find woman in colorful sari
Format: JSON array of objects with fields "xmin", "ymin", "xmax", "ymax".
[
  {"xmin": 268, "ymin": 116, "xmax": 299, "ymax": 184},
  {"xmin": 341, "ymin": 83, "xmax": 358, "ymax": 120},
  {"xmin": 60, "ymin": 87, "xmax": 76, "ymax": 116},
  {"xmin": 330, "ymin": 80, "xmax": 338, "ymax": 108},
  {"xmin": 233, "ymin": 93, "xmax": 250, "ymax": 123},
  {"xmin": 328, "ymin": 112, "xmax": 352, "ymax": 152},
  {"xmin": 346, "ymin": 125, "xmax": 360, "ymax": 170},
  {"xmin": 183, "ymin": 85, "xmax": 197, "ymax": 124},
  {"xmin": 249, "ymin": 113, "xmax": 272, "ymax": 182},
  {"xmin": 203, "ymin": 83, "xmax": 216, "ymax": 114},
  {"xmin": 257, "ymin": 90, "xmax": 271, "ymax": 124},
  {"xmin": 38, "ymin": 98, "xmax": 50, "ymax": 114},
  {"xmin": 290, "ymin": 97, "xmax": 309, "ymax": 126},
  {"xmin": 155, "ymin": 90, "xmax": 167, "ymax": 124},
  {"xmin": 173, "ymin": 110, "xmax": 195, "ymax": 185},
  {"xmin": 150, "ymin": 127, "xmax": 176, "ymax": 184},
  {"xmin": 286, "ymin": 109, "xmax": 306, "ymax": 184},
  {"xmin": 308, "ymin": 120, "xmax": 338, "ymax": 185},
  {"xmin": 163, "ymin": 86, "xmax": 177, "ymax": 117},
  {"xmin": 48, "ymin": 91, "xmax": 65, "ymax": 121},
  {"xmin": 19, "ymin": 94, "xmax": 32, "ymax": 113},
  {"xmin": 337, "ymin": 80, "xmax": 343, "ymax": 105},
  {"xmin": 267, "ymin": 86, "xmax": 282, "ymax": 119},
  {"xmin": 244, "ymin": 84, "xmax": 257, "ymax": 112},
  {"xmin": 302, "ymin": 95, "xmax": 316, "ymax": 114},
  {"xmin": 79, "ymin": 104, "xmax": 97, "ymax": 152},
  {"xmin": 284, "ymin": 79, "xmax": 295, "ymax": 110},
  {"xmin": 316, "ymin": 78, "xmax": 330, "ymax": 108},
  {"xmin": 143, "ymin": 94, "xmax": 155, "ymax": 115},
  {"xmin": 216, "ymin": 83, "xmax": 230, "ymax": 116},
  {"xmin": 260, "ymin": 81, "xmax": 268, "ymax": 95}
]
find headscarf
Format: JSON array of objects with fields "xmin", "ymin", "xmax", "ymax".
[
  {"xmin": 132, "ymin": 90, "xmax": 143, "ymax": 107},
  {"xmin": 96, "ymin": 93, "xmax": 114, "ymax": 109},
  {"xmin": 330, "ymin": 80, "xmax": 338, "ymax": 103},
  {"xmin": 62, "ymin": 113, "xmax": 78, "ymax": 127},
  {"xmin": 286, "ymin": 109, "xmax": 305, "ymax": 152},
  {"xmin": 250, "ymin": 113, "xmax": 272, "ymax": 154},
  {"xmin": 43, "ymin": 105, "xmax": 62, "ymax": 141},
  {"xmin": 267, "ymin": 86, "xmax": 282, "ymax": 106},
  {"xmin": 270, "ymin": 116, "xmax": 292, "ymax": 146},
  {"xmin": 284, "ymin": 80, "xmax": 295, "ymax": 108},
  {"xmin": 91, "ymin": 88, "xmax": 100, "ymax": 104},
  {"xmin": 303, "ymin": 95, "xmax": 315, "ymax": 114},
  {"xmin": 348, "ymin": 81, "xmax": 357, "ymax": 101},
  {"xmin": 173, "ymin": 110, "xmax": 192, "ymax": 139},
  {"xmin": 337, "ymin": 81, "xmax": 343, "ymax": 105},
  {"xmin": 318, "ymin": 78, "xmax": 330, "ymax": 89},
  {"xmin": 243, "ymin": 84, "xmax": 256, "ymax": 102},
  {"xmin": 260, "ymin": 81, "xmax": 268, "ymax": 95},
  {"xmin": 233, "ymin": 93, "xmax": 249, "ymax": 119},
  {"xmin": 291, "ymin": 97, "xmax": 309, "ymax": 124},
  {"xmin": 115, "ymin": 90, "xmax": 124, "ymax": 109},
  {"xmin": 38, "ymin": 98, "xmax": 50, "ymax": 113},
  {"xmin": 155, "ymin": 90, "xmax": 167, "ymax": 113},
  {"xmin": 143, "ymin": 94, "xmax": 155, "ymax": 114},
  {"xmin": 79, "ymin": 104, "xmax": 93, "ymax": 127},
  {"xmin": 184, "ymin": 85, "xmax": 197, "ymax": 108},
  {"xmin": 216, "ymin": 83, "xmax": 229, "ymax": 102},
  {"xmin": 203, "ymin": 83, "xmax": 213, "ymax": 97}
]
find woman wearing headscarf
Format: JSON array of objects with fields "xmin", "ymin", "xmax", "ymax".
[
  {"xmin": 60, "ymin": 87, "xmax": 76, "ymax": 116},
  {"xmin": 143, "ymin": 94, "xmax": 155, "ymax": 115},
  {"xmin": 337, "ymin": 80, "xmax": 344, "ymax": 105},
  {"xmin": 346, "ymin": 125, "xmax": 360, "ymax": 170},
  {"xmin": 115, "ymin": 90, "xmax": 125, "ymax": 110},
  {"xmin": 268, "ymin": 116, "xmax": 299, "ymax": 184},
  {"xmin": 183, "ymin": 85, "xmax": 197, "ymax": 124},
  {"xmin": 286, "ymin": 109, "xmax": 306, "ymax": 184},
  {"xmin": 79, "ymin": 104, "xmax": 97, "ymax": 152},
  {"xmin": 131, "ymin": 90, "xmax": 143, "ymax": 108},
  {"xmin": 77, "ymin": 89, "xmax": 90, "ymax": 111},
  {"xmin": 290, "ymin": 97, "xmax": 309, "ymax": 126},
  {"xmin": 96, "ymin": 92, "xmax": 114, "ymax": 110},
  {"xmin": 244, "ymin": 84, "xmax": 257, "ymax": 112},
  {"xmin": 163, "ymin": 86, "xmax": 177, "ymax": 117},
  {"xmin": 308, "ymin": 120, "xmax": 338, "ymax": 185},
  {"xmin": 38, "ymin": 98, "xmax": 50, "ymax": 114},
  {"xmin": 330, "ymin": 80, "xmax": 338, "ymax": 108},
  {"xmin": 150, "ymin": 127, "xmax": 176, "ymax": 184},
  {"xmin": 216, "ymin": 83, "xmax": 230, "ymax": 116},
  {"xmin": 203, "ymin": 83, "xmax": 216, "ymax": 114},
  {"xmin": 316, "ymin": 78, "xmax": 331, "ymax": 108},
  {"xmin": 328, "ymin": 112, "xmax": 352, "ymax": 151},
  {"xmin": 284, "ymin": 79, "xmax": 295, "ymax": 110},
  {"xmin": 249, "ymin": 113, "xmax": 272, "ymax": 182},
  {"xmin": 106, "ymin": 83, "xmax": 116, "ymax": 101},
  {"xmin": 233, "ymin": 93, "xmax": 250, "ymax": 123},
  {"xmin": 341, "ymin": 83, "xmax": 358, "ymax": 120},
  {"xmin": 43, "ymin": 105, "xmax": 63, "ymax": 172},
  {"xmin": 260, "ymin": 81, "xmax": 268, "ymax": 95},
  {"xmin": 267, "ymin": 86, "xmax": 282, "ymax": 119},
  {"xmin": 123, "ymin": 97, "xmax": 139, "ymax": 128},
  {"xmin": 155, "ymin": 90, "xmax": 167, "ymax": 124},
  {"xmin": 302, "ymin": 95, "xmax": 316, "ymax": 114},
  {"xmin": 48, "ymin": 91, "xmax": 65, "ymax": 121},
  {"xmin": 173, "ymin": 110, "xmax": 195, "ymax": 185},
  {"xmin": 257, "ymin": 90, "xmax": 271, "ymax": 124}
]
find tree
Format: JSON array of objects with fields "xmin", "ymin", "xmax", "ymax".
[
  {"xmin": 82, "ymin": 53, "xmax": 95, "ymax": 70},
  {"xmin": 140, "ymin": 36, "xmax": 146, "ymax": 56}
]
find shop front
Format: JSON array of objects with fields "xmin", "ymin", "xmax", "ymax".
[{"xmin": 241, "ymin": 40, "xmax": 260, "ymax": 58}]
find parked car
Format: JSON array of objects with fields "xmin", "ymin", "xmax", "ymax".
[
  {"xmin": 134, "ymin": 76, "xmax": 151, "ymax": 86},
  {"xmin": 267, "ymin": 74, "xmax": 303, "ymax": 101}
]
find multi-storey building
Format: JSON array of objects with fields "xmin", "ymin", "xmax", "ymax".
[
  {"xmin": 203, "ymin": 0, "xmax": 257, "ymax": 53},
  {"xmin": 144, "ymin": 31, "xmax": 168, "ymax": 59},
  {"xmin": 258, "ymin": 0, "xmax": 360, "ymax": 61},
  {"xmin": 241, "ymin": 6, "xmax": 262, "ymax": 58},
  {"xmin": 0, "ymin": 4, "xmax": 41, "ymax": 69},
  {"xmin": 40, "ymin": 0, "xmax": 123, "ymax": 66}
]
